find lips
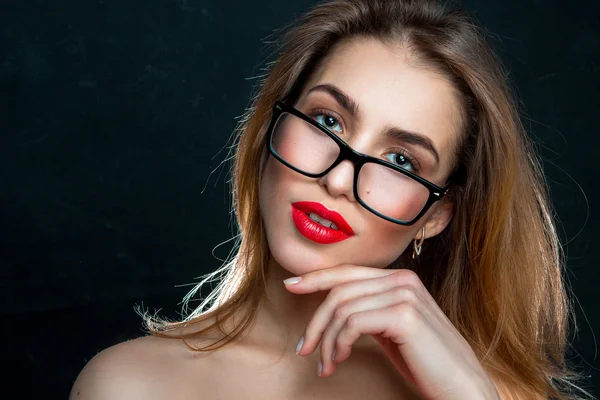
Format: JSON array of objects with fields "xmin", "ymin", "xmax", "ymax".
[{"xmin": 290, "ymin": 201, "xmax": 355, "ymax": 244}]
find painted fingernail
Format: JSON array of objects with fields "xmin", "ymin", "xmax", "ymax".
[
  {"xmin": 317, "ymin": 360, "xmax": 323, "ymax": 377},
  {"xmin": 283, "ymin": 277, "xmax": 301, "ymax": 285},
  {"xmin": 332, "ymin": 349, "xmax": 336, "ymax": 361},
  {"xmin": 295, "ymin": 336, "xmax": 304, "ymax": 354}
]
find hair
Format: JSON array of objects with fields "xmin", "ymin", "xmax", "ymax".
[{"xmin": 135, "ymin": 0, "xmax": 593, "ymax": 399}]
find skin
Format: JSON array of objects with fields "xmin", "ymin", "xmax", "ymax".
[{"xmin": 70, "ymin": 37, "xmax": 503, "ymax": 400}]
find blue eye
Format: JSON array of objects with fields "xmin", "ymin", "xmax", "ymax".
[
  {"xmin": 312, "ymin": 111, "xmax": 343, "ymax": 134},
  {"xmin": 384, "ymin": 149, "xmax": 420, "ymax": 173}
]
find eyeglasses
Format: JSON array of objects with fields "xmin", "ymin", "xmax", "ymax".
[{"xmin": 265, "ymin": 101, "xmax": 451, "ymax": 225}]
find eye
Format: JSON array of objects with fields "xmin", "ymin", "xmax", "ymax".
[
  {"xmin": 384, "ymin": 148, "xmax": 421, "ymax": 173},
  {"xmin": 310, "ymin": 109, "xmax": 343, "ymax": 134}
]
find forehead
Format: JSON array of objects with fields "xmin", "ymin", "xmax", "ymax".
[{"xmin": 298, "ymin": 37, "xmax": 463, "ymax": 178}]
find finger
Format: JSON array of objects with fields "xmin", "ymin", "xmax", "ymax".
[
  {"xmin": 335, "ymin": 304, "xmax": 457, "ymax": 398},
  {"xmin": 288, "ymin": 267, "xmax": 464, "ymax": 349},
  {"xmin": 283, "ymin": 264, "xmax": 398, "ymax": 294},
  {"xmin": 296, "ymin": 273, "xmax": 405, "ymax": 356},
  {"xmin": 318, "ymin": 287, "xmax": 415, "ymax": 377}
]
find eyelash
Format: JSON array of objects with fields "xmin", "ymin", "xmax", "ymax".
[{"xmin": 309, "ymin": 108, "xmax": 422, "ymax": 173}]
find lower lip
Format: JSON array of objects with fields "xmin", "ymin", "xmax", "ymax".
[{"xmin": 291, "ymin": 205, "xmax": 353, "ymax": 244}]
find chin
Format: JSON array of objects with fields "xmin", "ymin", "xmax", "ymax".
[{"xmin": 265, "ymin": 224, "xmax": 332, "ymax": 276}]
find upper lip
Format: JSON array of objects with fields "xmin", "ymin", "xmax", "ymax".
[{"xmin": 292, "ymin": 201, "xmax": 355, "ymax": 235}]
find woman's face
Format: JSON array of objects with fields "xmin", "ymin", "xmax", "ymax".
[{"xmin": 259, "ymin": 37, "xmax": 461, "ymax": 277}]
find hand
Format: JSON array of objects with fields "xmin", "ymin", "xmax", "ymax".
[{"xmin": 283, "ymin": 265, "xmax": 500, "ymax": 400}]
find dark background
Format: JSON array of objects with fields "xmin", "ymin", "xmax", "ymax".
[{"xmin": 1, "ymin": 0, "xmax": 598, "ymax": 398}]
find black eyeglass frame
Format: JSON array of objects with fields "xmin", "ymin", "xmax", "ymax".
[{"xmin": 266, "ymin": 100, "xmax": 451, "ymax": 226}]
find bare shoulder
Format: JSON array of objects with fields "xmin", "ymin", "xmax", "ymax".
[
  {"xmin": 70, "ymin": 328, "xmax": 223, "ymax": 400},
  {"xmin": 69, "ymin": 336, "xmax": 174, "ymax": 400}
]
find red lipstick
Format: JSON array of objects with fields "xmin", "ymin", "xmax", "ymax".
[{"xmin": 291, "ymin": 201, "xmax": 355, "ymax": 244}]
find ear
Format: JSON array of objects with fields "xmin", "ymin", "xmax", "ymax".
[{"xmin": 415, "ymin": 198, "xmax": 455, "ymax": 240}]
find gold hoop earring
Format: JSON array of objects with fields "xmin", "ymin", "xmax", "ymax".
[{"xmin": 412, "ymin": 227, "xmax": 426, "ymax": 259}]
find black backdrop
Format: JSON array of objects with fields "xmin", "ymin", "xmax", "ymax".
[{"xmin": 1, "ymin": 0, "xmax": 598, "ymax": 398}]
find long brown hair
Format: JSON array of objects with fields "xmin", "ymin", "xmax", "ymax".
[{"xmin": 136, "ymin": 0, "xmax": 593, "ymax": 398}]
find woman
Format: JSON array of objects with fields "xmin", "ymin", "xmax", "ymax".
[{"xmin": 70, "ymin": 0, "xmax": 593, "ymax": 399}]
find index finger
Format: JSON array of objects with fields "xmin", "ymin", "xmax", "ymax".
[{"xmin": 283, "ymin": 264, "xmax": 399, "ymax": 293}]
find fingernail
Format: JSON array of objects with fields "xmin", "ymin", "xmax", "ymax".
[
  {"xmin": 317, "ymin": 360, "xmax": 323, "ymax": 377},
  {"xmin": 295, "ymin": 336, "xmax": 304, "ymax": 354},
  {"xmin": 283, "ymin": 277, "xmax": 301, "ymax": 285},
  {"xmin": 332, "ymin": 349, "xmax": 336, "ymax": 361}
]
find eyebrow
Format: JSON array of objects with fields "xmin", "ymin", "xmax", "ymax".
[{"xmin": 306, "ymin": 83, "xmax": 441, "ymax": 166}]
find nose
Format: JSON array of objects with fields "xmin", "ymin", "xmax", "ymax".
[{"xmin": 317, "ymin": 159, "xmax": 357, "ymax": 202}]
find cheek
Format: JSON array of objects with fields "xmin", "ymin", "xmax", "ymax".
[
  {"xmin": 259, "ymin": 157, "xmax": 293, "ymax": 212},
  {"xmin": 259, "ymin": 158, "xmax": 281, "ymax": 224},
  {"xmin": 361, "ymin": 205, "xmax": 439, "ymax": 268},
  {"xmin": 258, "ymin": 157, "xmax": 331, "ymax": 274},
  {"xmin": 259, "ymin": 156, "xmax": 300, "ymax": 245},
  {"xmin": 357, "ymin": 216, "xmax": 416, "ymax": 268},
  {"xmin": 358, "ymin": 165, "xmax": 430, "ymax": 222}
]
